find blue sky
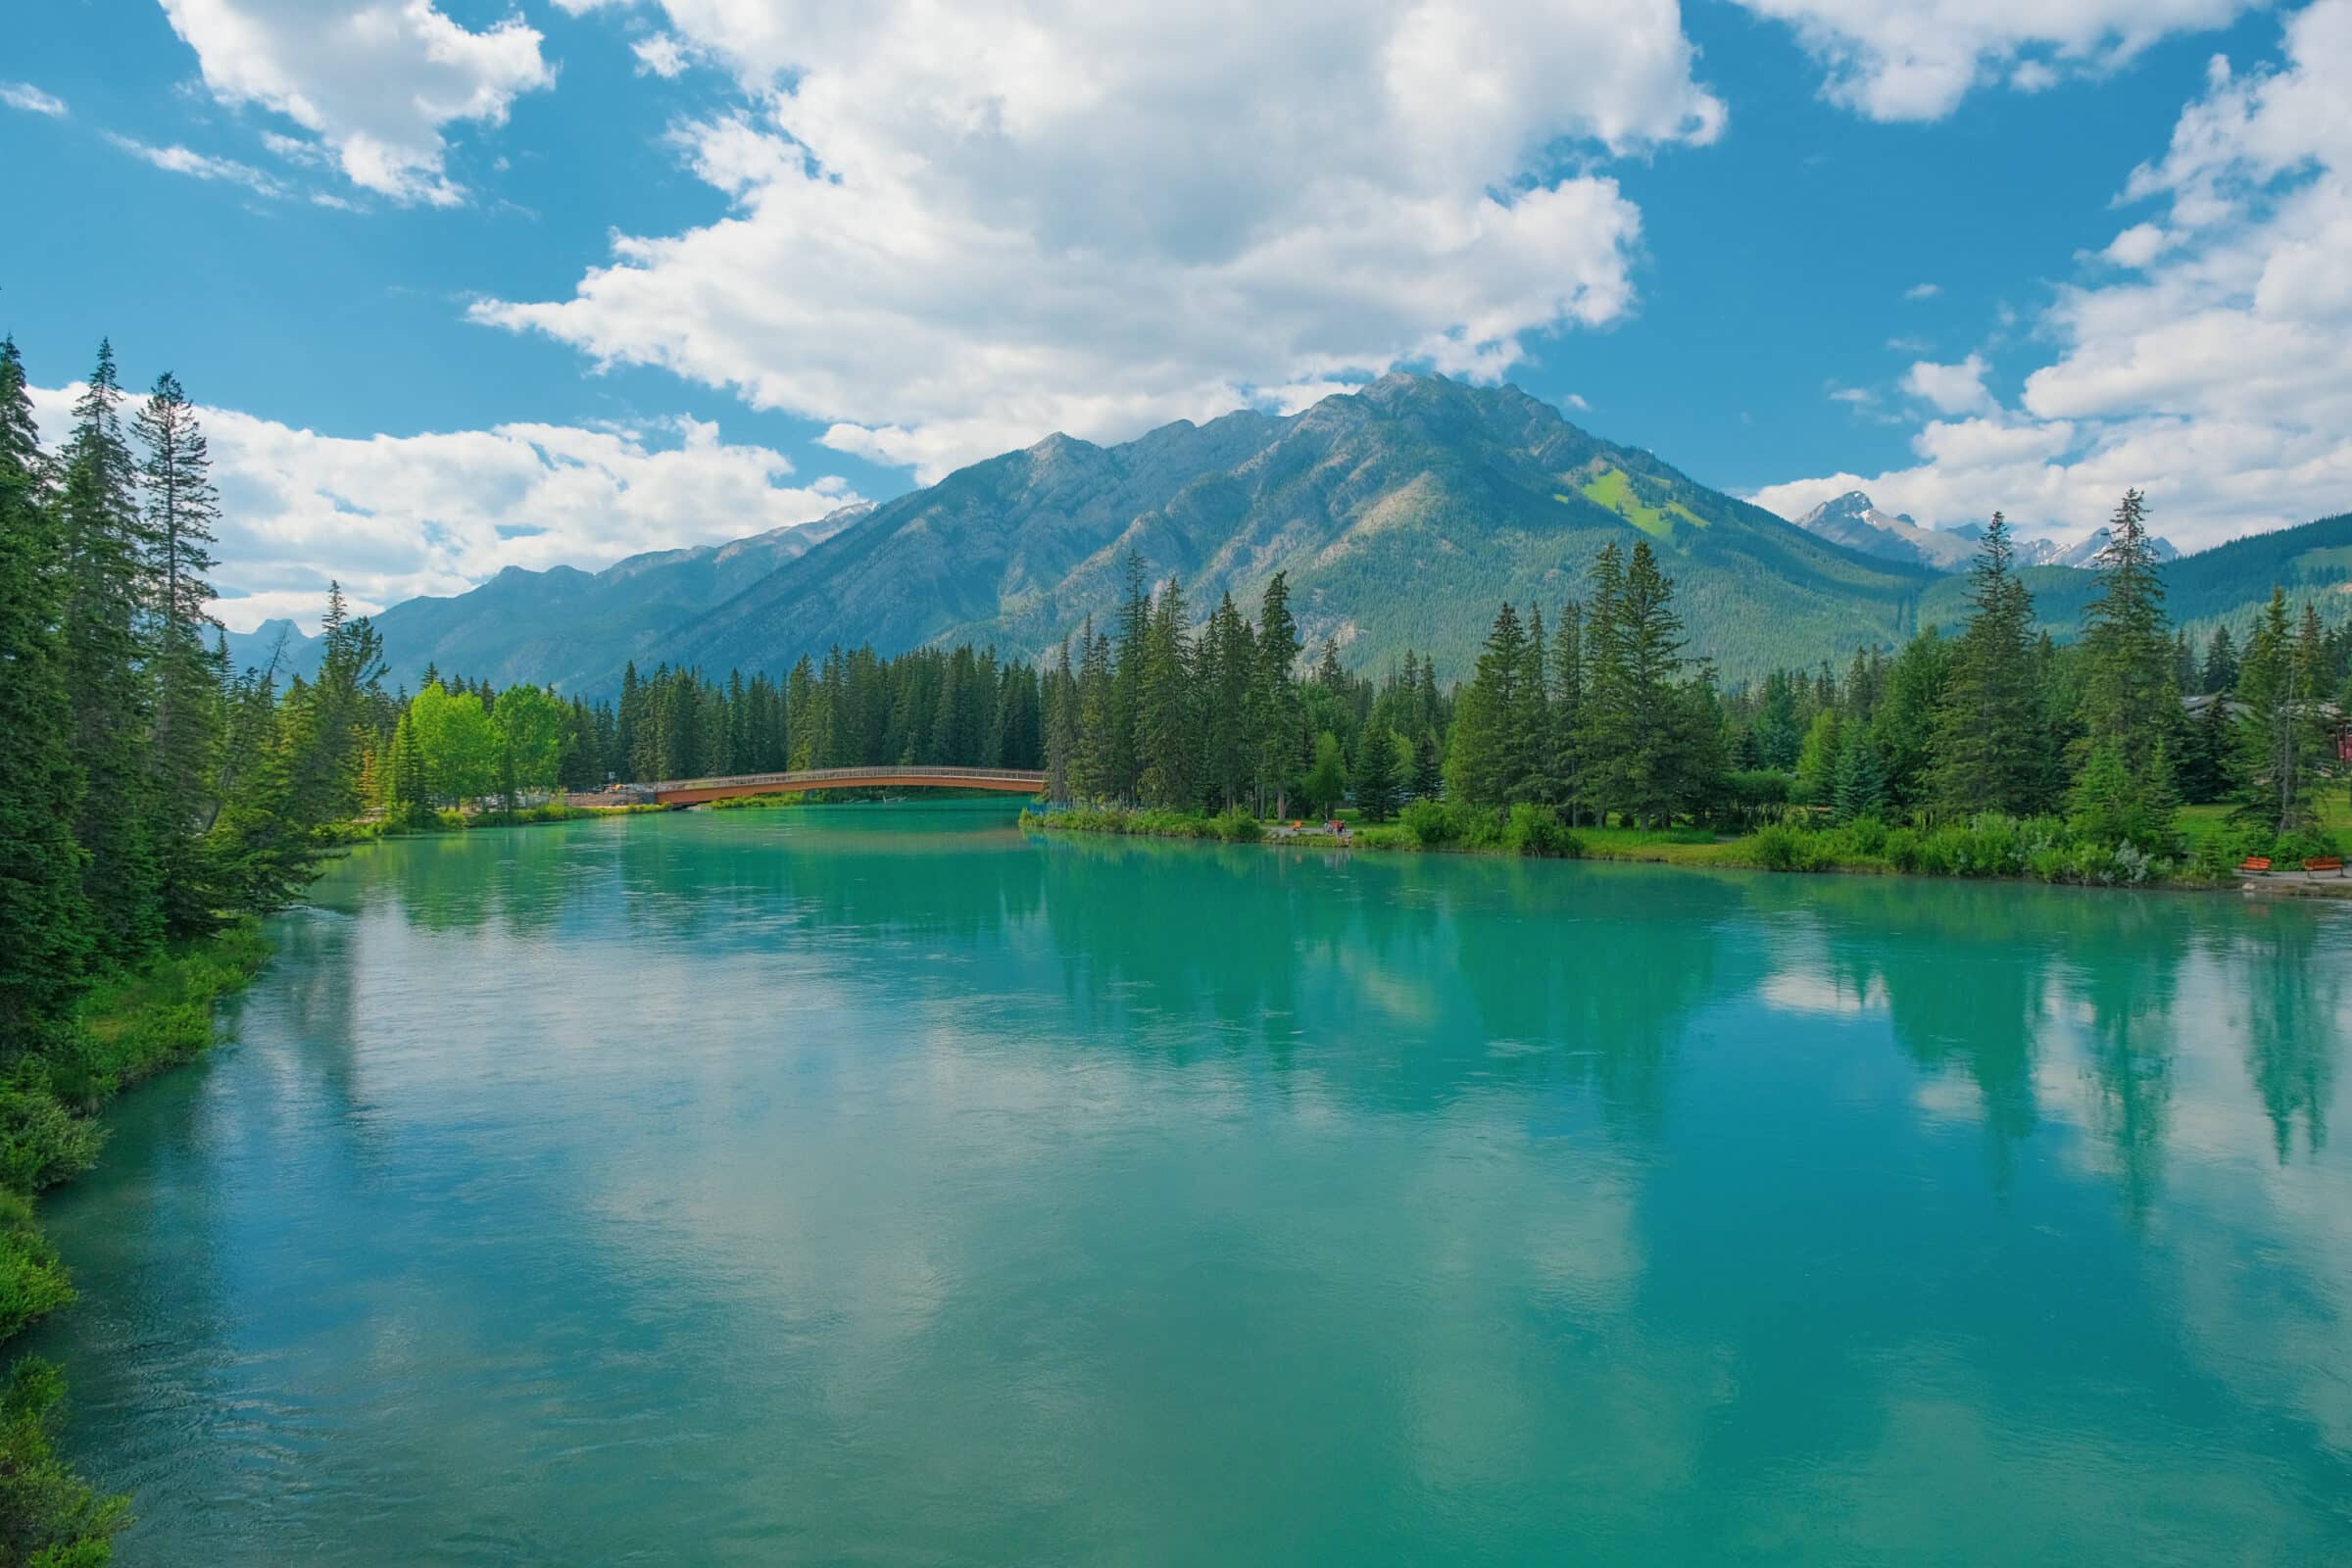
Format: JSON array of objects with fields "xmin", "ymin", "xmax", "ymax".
[{"xmin": 5, "ymin": 2, "xmax": 2346, "ymax": 627}]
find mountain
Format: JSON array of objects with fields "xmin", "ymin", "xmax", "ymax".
[
  {"xmin": 264, "ymin": 374, "xmax": 2339, "ymax": 697},
  {"xmin": 1791, "ymin": 491, "xmax": 1976, "ymax": 571},
  {"xmin": 220, "ymin": 507, "xmax": 865, "ymax": 691},
  {"xmin": 1799, "ymin": 492, "xmax": 2180, "ymax": 572},
  {"xmin": 2044, "ymin": 525, "xmax": 2181, "ymax": 569},
  {"xmin": 630, "ymin": 373, "xmax": 1936, "ymax": 691},
  {"xmin": 1917, "ymin": 511, "xmax": 2351, "ymax": 639},
  {"xmin": 220, "ymin": 618, "xmax": 325, "ymax": 681}
]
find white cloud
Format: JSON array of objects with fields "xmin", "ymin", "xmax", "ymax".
[
  {"xmin": 0, "ymin": 81, "xmax": 68, "ymax": 117},
  {"xmin": 1902, "ymin": 353, "xmax": 1996, "ymax": 414},
  {"xmin": 632, "ymin": 33, "xmax": 694, "ymax": 78},
  {"xmin": 478, "ymin": 0, "xmax": 1727, "ymax": 480},
  {"xmin": 1756, "ymin": 1, "xmax": 2352, "ymax": 553},
  {"xmin": 105, "ymin": 132, "xmax": 288, "ymax": 197},
  {"xmin": 1731, "ymin": 0, "xmax": 2259, "ymax": 122},
  {"xmin": 156, "ymin": 0, "xmax": 555, "ymax": 206},
  {"xmin": 27, "ymin": 384, "xmax": 861, "ymax": 631},
  {"xmin": 1903, "ymin": 281, "xmax": 1942, "ymax": 300}
]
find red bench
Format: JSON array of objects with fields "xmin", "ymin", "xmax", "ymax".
[
  {"xmin": 2305, "ymin": 857, "xmax": 2344, "ymax": 878},
  {"xmin": 2239, "ymin": 857, "xmax": 2273, "ymax": 873}
]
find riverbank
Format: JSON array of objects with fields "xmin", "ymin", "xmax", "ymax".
[
  {"xmin": 1021, "ymin": 802, "xmax": 2340, "ymax": 894},
  {"xmin": 1, "ymin": 921, "xmax": 272, "ymax": 1559}
]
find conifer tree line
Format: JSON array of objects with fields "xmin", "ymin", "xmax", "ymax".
[
  {"xmin": 2, "ymin": 338, "xmax": 388, "ymax": 1069},
  {"xmin": 1713, "ymin": 498, "xmax": 2349, "ymax": 850},
  {"xmin": 1034, "ymin": 556, "xmax": 1452, "ymax": 819},
  {"xmin": 1046, "ymin": 498, "xmax": 2347, "ymax": 859}
]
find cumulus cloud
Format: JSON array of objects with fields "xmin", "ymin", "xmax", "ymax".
[
  {"xmin": 1901, "ymin": 354, "xmax": 1996, "ymax": 415},
  {"xmin": 479, "ymin": 0, "xmax": 1726, "ymax": 479},
  {"xmin": 156, "ymin": 0, "xmax": 554, "ymax": 206},
  {"xmin": 27, "ymin": 384, "xmax": 860, "ymax": 631},
  {"xmin": 1755, "ymin": 1, "xmax": 2352, "ymax": 553},
  {"xmin": 0, "ymin": 81, "xmax": 68, "ymax": 117},
  {"xmin": 1730, "ymin": 0, "xmax": 2259, "ymax": 122},
  {"xmin": 1902, "ymin": 281, "xmax": 1942, "ymax": 300}
]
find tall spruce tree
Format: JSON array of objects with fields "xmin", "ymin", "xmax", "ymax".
[
  {"xmin": 2075, "ymin": 490, "xmax": 2178, "ymax": 781},
  {"xmin": 135, "ymin": 371, "xmax": 224, "ymax": 933},
  {"xmin": 1250, "ymin": 571, "xmax": 1303, "ymax": 815},
  {"xmin": 1444, "ymin": 602, "xmax": 1527, "ymax": 808},
  {"xmin": 2233, "ymin": 588, "xmax": 2314, "ymax": 833},
  {"xmin": 1135, "ymin": 577, "xmax": 1198, "ymax": 808},
  {"xmin": 1617, "ymin": 541, "xmax": 1690, "ymax": 825},
  {"xmin": 1550, "ymin": 601, "xmax": 1584, "ymax": 821},
  {"xmin": 1353, "ymin": 722, "xmax": 1400, "ymax": 822},
  {"xmin": 1931, "ymin": 513, "xmax": 2045, "ymax": 816},
  {"xmin": 1107, "ymin": 552, "xmax": 1149, "ymax": 802},
  {"xmin": 58, "ymin": 341, "xmax": 162, "ymax": 960}
]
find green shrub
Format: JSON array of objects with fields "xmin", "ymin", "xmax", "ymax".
[
  {"xmin": 0, "ymin": 1083, "xmax": 100, "ymax": 1197},
  {"xmin": 2270, "ymin": 828, "xmax": 2340, "ymax": 869},
  {"xmin": 1399, "ymin": 798, "xmax": 1463, "ymax": 848},
  {"xmin": 1501, "ymin": 804, "xmax": 1584, "ymax": 858},
  {"xmin": 1839, "ymin": 815, "xmax": 1890, "ymax": 858},
  {"xmin": 1750, "ymin": 823, "xmax": 1829, "ymax": 872},
  {"xmin": 0, "ymin": 1195, "xmax": 73, "ymax": 1343},
  {"xmin": 0, "ymin": 1357, "xmax": 127, "ymax": 1561},
  {"xmin": 1884, "ymin": 826, "xmax": 1923, "ymax": 872}
]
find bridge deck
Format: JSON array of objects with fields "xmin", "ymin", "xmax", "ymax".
[{"xmin": 572, "ymin": 765, "xmax": 1047, "ymax": 808}]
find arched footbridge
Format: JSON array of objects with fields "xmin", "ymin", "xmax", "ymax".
[{"xmin": 572, "ymin": 764, "xmax": 1048, "ymax": 808}]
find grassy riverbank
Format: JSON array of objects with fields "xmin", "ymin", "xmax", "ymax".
[
  {"xmin": 1, "ymin": 922, "xmax": 272, "ymax": 1561},
  {"xmin": 1025, "ymin": 801, "xmax": 2345, "ymax": 891}
]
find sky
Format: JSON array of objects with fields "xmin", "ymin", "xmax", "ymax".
[{"xmin": 4, "ymin": 0, "xmax": 2348, "ymax": 630}]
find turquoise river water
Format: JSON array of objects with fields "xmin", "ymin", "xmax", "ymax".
[{"xmin": 25, "ymin": 804, "xmax": 2352, "ymax": 1563}]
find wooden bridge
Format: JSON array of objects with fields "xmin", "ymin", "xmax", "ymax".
[{"xmin": 571, "ymin": 764, "xmax": 1048, "ymax": 808}]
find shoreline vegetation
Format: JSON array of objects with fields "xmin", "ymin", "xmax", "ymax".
[
  {"xmin": 0, "ymin": 925, "xmax": 270, "ymax": 1559},
  {"xmin": 1019, "ymin": 801, "xmax": 2352, "ymax": 892}
]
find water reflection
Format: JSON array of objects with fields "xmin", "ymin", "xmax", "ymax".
[{"xmin": 28, "ymin": 808, "xmax": 2352, "ymax": 1565}]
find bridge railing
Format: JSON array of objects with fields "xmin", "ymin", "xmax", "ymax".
[{"xmin": 636, "ymin": 764, "xmax": 1048, "ymax": 797}]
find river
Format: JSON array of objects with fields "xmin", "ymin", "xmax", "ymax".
[{"xmin": 26, "ymin": 804, "xmax": 2352, "ymax": 1564}]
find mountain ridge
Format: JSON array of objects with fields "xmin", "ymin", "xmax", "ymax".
[{"xmin": 231, "ymin": 375, "xmax": 2343, "ymax": 696}]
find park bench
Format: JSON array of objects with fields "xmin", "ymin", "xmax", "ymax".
[
  {"xmin": 2304, "ymin": 857, "xmax": 2344, "ymax": 878},
  {"xmin": 2239, "ymin": 857, "xmax": 2273, "ymax": 874}
]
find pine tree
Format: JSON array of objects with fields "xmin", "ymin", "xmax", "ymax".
[
  {"xmin": 1578, "ymin": 544, "xmax": 1632, "ymax": 821},
  {"xmin": 0, "ymin": 338, "xmax": 94, "ymax": 1056},
  {"xmin": 1250, "ymin": 571, "xmax": 1303, "ymax": 816},
  {"xmin": 1444, "ymin": 602, "xmax": 1526, "ymax": 808},
  {"xmin": 2075, "ymin": 490, "xmax": 2178, "ymax": 781},
  {"xmin": 58, "ymin": 341, "xmax": 162, "ymax": 960},
  {"xmin": 1302, "ymin": 730, "xmax": 1348, "ymax": 818},
  {"xmin": 1107, "ymin": 552, "xmax": 1149, "ymax": 802},
  {"xmin": 1410, "ymin": 730, "xmax": 1443, "ymax": 802},
  {"xmin": 1550, "ymin": 601, "xmax": 1584, "ymax": 820},
  {"xmin": 1511, "ymin": 603, "xmax": 1553, "ymax": 802},
  {"xmin": 1199, "ymin": 593, "xmax": 1254, "ymax": 810},
  {"xmin": 1070, "ymin": 618, "xmax": 1112, "ymax": 801},
  {"xmin": 1352, "ymin": 721, "xmax": 1400, "ymax": 822},
  {"xmin": 2202, "ymin": 625, "xmax": 2239, "ymax": 695},
  {"xmin": 1832, "ymin": 732, "xmax": 1886, "ymax": 823},
  {"xmin": 1136, "ymin": 576, "xmax": 1198, "ymax": 808},
  {"xmin": 135, "ymin": 371, "xmax": 225, "ymax": 933},
  {"xmin": 1044, "ymin": 637, "xmax": 1077, "ymax": 802},
  {"xmin": 1930, "ymin": 513, "xmax": 2045, "ymax": 817},
  {"xmin": 1616, "ymin": 541, "xmax": 1690, "ymax": 825},
  {"xmin": 2233, "ymin": 588, "xmax": 2323, "ymax": 834}
]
